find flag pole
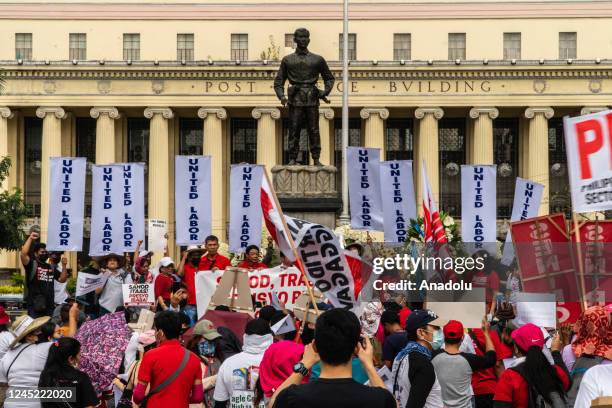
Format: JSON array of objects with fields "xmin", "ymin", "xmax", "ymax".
[
  {"xmin": 338, "ymin": 0, "xmax": 350, "ymax": 225},
  {"xmin": 262, "ymin": 169, "xmax": 320, "ymax": 313},
  {"xmin": 571, "ymin": 212, "xmax": 588, "ymax": 311}
]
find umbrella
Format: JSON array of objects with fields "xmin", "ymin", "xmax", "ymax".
[{"xmin": 75, "ymin": 311, "xmax": 132, "ymax": 394}]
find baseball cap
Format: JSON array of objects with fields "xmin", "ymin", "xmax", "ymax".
[
  {"xmin": 159, "ymin": 257, "xmax": 174, "ymax": 267},
  {"xmin": 193, "ymin": 319, "xmax": 222, "ymax": 341},
  {"xmin": 405, "ymin": 309, "xmax": 447, "ymax": 333},
  {"xmin": 443, "ymin": 320, "xmax": 464, "ymax": 340},
  {"xmin": 511, "ymin": 322, "xmax": 545, "ymax": 351}
]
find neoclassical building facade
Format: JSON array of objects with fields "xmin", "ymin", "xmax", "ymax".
[{"xmin": 1, "ymin": 0, "xmax": 611, "ymax": 269}]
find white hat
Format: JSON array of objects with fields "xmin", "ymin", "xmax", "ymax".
[
  {"xmin": 139, "ymin": 249, "xmax": 153, "ymax": 258},
  {"xmin": 185, "ymin": 245, "xmax": 203, "ymax": 254},
  {"xmin": 159, "ymin": 257, "xmax": 175, "ymax": 267}
]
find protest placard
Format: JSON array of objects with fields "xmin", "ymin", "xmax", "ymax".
[
  {"xmin": 347, "ymin": 147, "xmax": 383, "ymax": 231},
  {"xmin": 175, "ymin": 155, "xmax": 212, "ymax": 246},
  {"xmin": 515, "ymin": 292, "xmax": 557, "ymax": 328},
  {"xmin": 461, "ymin": 165, "xmax": 497, "ymax": 255},
  {"xmin": 229, "ymin": 164, "xmax": 263, "ymax": 252},
  {"xmin": 75, "ymin": 272, "xmax": 108, "ymax": 297},
  {"xmin": 122, "ymin": 283, "xmax": 155, "ymax": 307},
  {"xmin": 428, "ymin": 288, "xmax": 486, "ymax": 328},
  {"xmin": 570, "ymin": 220, "xmax": 612, "ymax": 302},
  {"xmin": 148, "ymin": 219, "xmax": 167, "ymax": 252}
]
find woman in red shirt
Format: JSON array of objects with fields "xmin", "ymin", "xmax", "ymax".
[
  {"xmin": 237, "ymin": 245, "xmax": 268, "ymax": 270},
  {"xmin": 493, "ymin": 323, "xmax": 570, "ymax": 408},
  {"xmin": 155, "ymin": 257, "xmax": 176, "ymax": 310}
]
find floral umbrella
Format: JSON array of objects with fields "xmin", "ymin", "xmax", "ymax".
[{"xmin": 75, "ymin": 311, "xmax": 131, "ymax": 394}]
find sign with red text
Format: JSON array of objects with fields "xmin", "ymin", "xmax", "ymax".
[
  {"xmin": 564, "ymin": 110, "xmax": 612, "ymax": 212},
  {"xmin": 511, "ymin": 214, "xmax": 579, "ymax": 302},
  {"xmin": 122, "ymin": 283, "xmax": 155, "ymax": 307}
]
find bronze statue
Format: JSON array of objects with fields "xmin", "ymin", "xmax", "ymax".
[{"xmin": 274, "ymin": 28, "xmax": 335, "ymax": 166}]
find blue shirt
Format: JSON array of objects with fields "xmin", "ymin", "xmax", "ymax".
[{"xmin": 309, "ymin": 358, "xmax": 369, "ymax": 384}]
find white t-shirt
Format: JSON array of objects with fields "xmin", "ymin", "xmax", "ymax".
[
  {"xmin": 574, "ymin": 364, "xmax": 612, "ymax": 408},
  {"xmin": 0, "ymin": 331, "xmax": 15, "ymax": 360},
  {"xmin": 99, "ymin": 269, "xmax": 133, "ymax": 312},
  {"xmin": 0, "ymin": 342, "xmax": 53, "ymax": 408}
]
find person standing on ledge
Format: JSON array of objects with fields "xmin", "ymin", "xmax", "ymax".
[{"xmin": 274, "ymin": 27, "xmax": 335, "ymax": 166}]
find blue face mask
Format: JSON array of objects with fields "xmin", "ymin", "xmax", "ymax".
[
  {"xmin": 198, "ymin": 340, "xmax": 216, "ymax": 357},
  {"xmin": 423, "ymin": 329, "xmax": 444, "ymax": 350}
]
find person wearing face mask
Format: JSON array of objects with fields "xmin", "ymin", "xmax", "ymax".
[
  {"xmin": 391, "ymin": 309, "xmax": 446, "ymax": 408},
  {"xmin": 186, "ymin": 320, "xmax": 225, "ymax": 408},
  {"xmin": 177, "ymin": 245, "xmax": 206, "ymax": 327},
  {"xmin": 48, "ymin": 252, "xmax": 69, "ymax": 306},
  {"xmin": 20, "ymin": 231, "xmax": 69, "ymax": 318},
  {"xmin": 38, "ymin": 337, "xmax": 99, "ymax": 408}
]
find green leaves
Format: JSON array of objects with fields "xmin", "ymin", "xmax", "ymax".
[{"xmin": 0, "ymin": 156, "xmax": 28, "ymax": 251}]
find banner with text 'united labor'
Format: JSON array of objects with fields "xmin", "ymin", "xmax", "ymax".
[
  {"xmin": 379, "ymin": 160, "xmax": 417, "ymax": 243},
  {"xmin": 347, "ymin": 147, "xmax": 383, "ymax": 231},
  {"xmin": 175, "ymin": 156, "xmax": 212, "ymax": 246},
  {"xmin": 461, "ymin": 165, "xmax": 497, "ymax": 255},
  {"xmin": 47, "ymin": 157, "xmax": 86, "ymax": 251},
  {"xmin": 564, "ymin": 109, "xmax": 612, "ymax": 212},
  {"xmin": 229, "ymin": 164, "xmax": 263, "ymax": 253}
]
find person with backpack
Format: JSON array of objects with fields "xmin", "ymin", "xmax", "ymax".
[
  {"xmin": 95, "ymin": 253, "xmax": 133, "ymax": 315},
  {"xmin": 493, "ymin": 323, "xmax": 570, "ymax": 408}
]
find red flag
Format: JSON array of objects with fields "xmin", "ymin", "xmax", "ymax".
[
  {"xmin": 421, "ymin": 161, "xmax": 447, "ymax": 244},
  {"xmin": 261, "ymin": 174, "xmax": 296, "ymax": 262}
]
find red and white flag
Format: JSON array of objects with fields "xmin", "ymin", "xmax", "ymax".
[
  {"xmin": 421, "ymin": 161, "xmax": 447, "ymax": 244},
  {"xmin": 261, "ymin": 174, "xmax": 296, "ymax": 262}
]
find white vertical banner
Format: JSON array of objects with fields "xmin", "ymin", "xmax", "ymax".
[
  {"xmin": 461, "ymin": 165, "xmax": 497, "ymax": 254},
  {"xmin": 347, "ymin": 147, "xmax": 383, "ymax": 231},
  {"xmin": 379, "ymin": 160, "xmax": 417, "ymax": 243},
  {"xmin": 89, "ymin": 163, "xmax": 145, "ymax": 256},
  {"xmin": 500, "ymin": 177, "xmax": 544, "ymax": 265},
  {"xmin": 229, "ymin": 164, "xmax": 263, "ymax": 253},
  {"xmin": 47, "ymin": 157, "xmax": 86, "ymax": 251},
  {"xmin": 175, "ymin": 156, "xmax": 212, "ymax": 246}
]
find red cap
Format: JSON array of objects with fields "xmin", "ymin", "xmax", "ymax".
[
  {"xmin": 512, "ymin": 323, "xmax": 544, "ymax": 351},
  {"xmin": 0, "ymin": 306, "xmax": 9, "ymax": 326},
  {"xmin": 443, "ymin": 320, "xmax": 464, "ymax": 339}
]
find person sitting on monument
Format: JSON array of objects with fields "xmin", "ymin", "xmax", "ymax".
[{"xmin": 237, "ymin": 245, "xmax": 268, "ymax": 270}]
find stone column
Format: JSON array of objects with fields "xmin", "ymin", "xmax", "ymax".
[
  {"xmin": 318, "ymin": 108, "xmax": 334, "ymax": 166},
  {"xmin": 252, "ymin": 108, "xmax": 281, "ymax": 171},
  {"xmin": 469, "ymin": 107, "xmax": 498, "ymax": 165},
  {"xmin": 524, "ymin": 107, "xmax": 554, "ymax": 215},
  {"xmin": 36, "ymin": 107, "xmax": 67, "ymax": 241},
  {"xmin": 414, "ymin": 107, "xmax": 444, "ymax": 215},
  {"xmin": 198, "ymin": 108, "xmax": 228, "ymax": 241},
  {"xmin": 0, "ymin": 108, "xmax": 14, "ymax": 268},
  {"xmin": 144, "ymin": 108, "xmax": 173, "ymax": 261},
  {"xmin": 360, "ymin": 108, "xmax": 389, "ymax": 159},
  {"xmin": 90, "ymin": 107, "xmax": 121, "ymax": 164},
  {"xmin": 580, "ymin": 106, "xmax": 609, "ymax": 116}
]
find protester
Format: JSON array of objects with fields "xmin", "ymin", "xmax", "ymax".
[
  {"xmin": 20, "ymin": 231, "xmax": 69, "ymax": 317},
  {"xmin": 199, "ymin": 235, "xmax": 232, "ymax": 272},
  {"xmin": 162, "ymin": 283, "xmax": 189, "ymax": 313},
  {"xmin": 271, "ymin": 308, "xmax": 395, "ymax": 408},
  {"xmin": 38, "ymin": 337, "xmax": 99, "ymax": 408},
  {"xmin": 48, "ymin": 251, "xmax": 69, "ymax": 306},
  {"xmin": 134, "ymin": 256, "xmax": 154, "ymax": 284},
  {"xmin": 503, "ymin": 263, "xmax": 521, "ymax": 308},
  {"xmin": 565, "ymin": 305, "xmax": 612, "ymax": 407},
  {"xmin": 154, "ymin": 257, "xmax": 176, "ymax": 311},
  {"xmin": 258, "ymin": 340, "xmax": 305, "ymax": 404},
  {"xmin": 134, "ymin": 311, "xmax": 203, "ymax": 408},
  {"xmin": 177, "ymin": 245, "xmax": 206, "ymax": 326},
  {"xmin": 0, "ymin": 306, "xmax": 14, "ymax": 360},
  {"xmin": 77, "ymin": 258, "xmax": 102, "ymax": 318},
  {"xmin": 493, "ymin": 323, "xmax": 570, "ymax": 408},
  {"xmin": 391, "ymin": 308, "xmax": 446, "ymax": 408},
  {"xmin": 381, "ymin": 310, "xmax": 403, "ymax": 336},
  {"xmin": 213, "ymin": 319, "xmax": 273, "ymax": 407},
  {"xmin": 237, "ymin": 245, "xmax": 268, "ymax": 270},
  {"xmin": 574, "ymin": 364, "xmax": 612, "ymax": 408},
  {"xmin": 95, "ymin": 253, "xmax": 133, "ymax": 315},
  {"xmin": 259, "ymin": 305, "xmax": 277, "ymax": 325},
  {"xmin": 216, "ymin": 327, "xmax": 242, "ymax": 360},
  {"xmin": 432, "ymin": 319, "xmax": 497, "ymax": 408}
]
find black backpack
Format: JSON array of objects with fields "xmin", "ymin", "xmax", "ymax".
[{"xmin": 511, "ymin": 362, "xmax": 566, "ymax": 408}]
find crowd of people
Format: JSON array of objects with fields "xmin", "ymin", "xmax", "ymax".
[{"xmin": 0, "ymin": 230, "xmax": 610, "ymax": 408}]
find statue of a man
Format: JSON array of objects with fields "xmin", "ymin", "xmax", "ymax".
[{"xmin": 274, "ymin": 28, "xmax": 335, "ymax": 166}]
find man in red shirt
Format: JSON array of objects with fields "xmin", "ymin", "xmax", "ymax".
[
  {"xmin": 134, "ymin": 311, "xmax": 203, "ymax": 408},
  {"xmin": 237, "ymin": 244, "xmax": 268, "ymax": 270},
  {"xmin": 198, "ymin": 235, "xmax": 232, "ymax": 271}
]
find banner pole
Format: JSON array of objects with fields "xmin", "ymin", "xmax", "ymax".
[
  {"xmin": 572, "ymin": 212, "xmax": 588, "ymax": 311},
  {"xmin": 262, "ymin": 169, "xmax": 320, "ymax": 313}
]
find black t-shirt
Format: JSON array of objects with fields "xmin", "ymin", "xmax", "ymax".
[
  {"xmin": 382, "ymin": 332, "xmax": 408, "ymax": 362},
  {"xmin": 25, "ymin": 259, "xmax": 59, "ymax": 309},
  {"xmin": 40, "ymin": 366, "xmax": 99, "ymax": 408},
  {"xmin": 273, "ymin": 378, "xmax": 396, "ymax": 408}
]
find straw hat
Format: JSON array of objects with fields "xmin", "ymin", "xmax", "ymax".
[
  {"xmin": 99, "ymin": 253, "xmax": 126, "ymax": 268},
  {"xmin": 9, "ymin": 315, "xmax": 51, "ymax": 348}
]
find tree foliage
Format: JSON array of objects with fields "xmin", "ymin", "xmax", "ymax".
[{"xmin": 0, "ymin": 156, "xmax": 28, "ymax": 251}]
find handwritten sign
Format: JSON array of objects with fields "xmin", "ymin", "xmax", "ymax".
[{"xmin": 122, "ymin": 283, "xmax": 154, "ymax": 307}]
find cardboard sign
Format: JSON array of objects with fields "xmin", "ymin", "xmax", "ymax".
[
  {"xmin": 147, "ymin": 219, "xmax": 167, "ymax": 252},
  {"xmin": 428, "ymin": 288, "xmax": 487, "ymax": 329},
  {"xmin": 564, "ymin": 110, "xmax": 612, "ymax": 213},
  {"xmin": 511, "ymin": 214, "xmax": 579, "ymax": 302},
  {"xmin": 515, "ymin": 292, "xmax": 557, "ymax": 328},
  {"xmin": 122, "ymin": 283, "xmax": 155, "ymax": 307},
  {"xmin": 570, "ymin": 220, "xmax": 612, "ymax": 302}
]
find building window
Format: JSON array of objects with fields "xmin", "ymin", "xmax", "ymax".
[
  {"xmin": 127, "ymin": 118, "xmax": 150, "ymax": 214},
  {"xmin": 284, "ymin": 33, "xmax": 296, "ymax": 48},
  {"xmin": 76, "ymin": 118, "xmax": 96, "ymax": 217},
  {"xmin": 231, "ymin": 118, "xmax": 257, "ymax": 164},
  {"xmin": 282, "ymin": 119, "xmax": 309, "ymax": 165},
  {"xmin": 339, "ymin": 33, "xmax": 357, "ymax": 60},
  {"xmin": 15, "ymin": 33, "xmax": 32, "ymax": 60},
  {"xmin": 231, "ymin": 34, "xmax": 248, "ymax": 61},
  {"xmin": 448, "ymin": 33, "xmax": 466, "ymax": 60},
  {"xmin": 177, "ymin": 33, "xmax": 194, "ymax": 61},
  {"xmin": 548, "ymin": 118, "xmax": 571, "ymax": 216},
  {"xmin": 69, "ymin": 33, "xmax": 86, "ymax": 60},
  {"xmin": 123, "ymin": 33, "xmax": 140, "ymax": 61},
  {"xmin": 24, "ymin": 117, "xmax": 42, "ymax": 216},
  {"xmin": 439, "ymin": 118, "xmax": 466, "ymax": 217},
  {"xmin": 493, "ymin": 118, "xmax": 519, "ymax": 218},
  {"xmin": 179, "ymin": 118, "xmax": 203, "ymax": 155},
  {"xmin": 334, "ymin": 118, "xmax": 362, "ymax": 189},
  {"xmin": 385, "ymin": 118, "xmax": 413, "ymax": 160},
  {"xmin": 503, "ymin": 32, "xmax": 521, "ymax": 60},
  {"xmin": 393, "ymin": 34, "xmax": 411, "ymax": 60},
  {"xmin": 559, "ymin": 32, "xmax": 577, "ymax": 59}
]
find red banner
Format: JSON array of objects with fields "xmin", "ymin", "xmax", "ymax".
[{"xmin": 511, "ymin": 213, "xmax": 579, "ymax": 302}]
